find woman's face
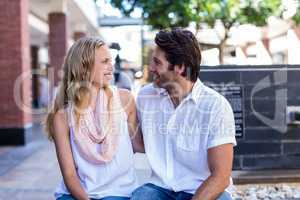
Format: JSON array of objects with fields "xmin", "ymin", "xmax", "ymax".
[{"xmin": 91, "ymin": 45, "xmax": 114, "ymax": 87}]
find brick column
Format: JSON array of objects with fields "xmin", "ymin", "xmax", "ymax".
[
  {"xmin": 73, "ymin": 31, "xmax": 87, "ymax": 41},
  {"xmin": 31, "ymin": 46, "xmax": 39, "ymax": 108},
  {"xmin": 48, "ymin": 12, "xmax": 67, "ymax": 85},
  {"xmin": 294, "ymin": 26, "xmax": 300, "ymax": 41},
  {"xmin": 73, "ymin": 24, "xmax": 87, "ymax": 41},
  {"xmin": 262, "ymin": 37, "xmax": 271, "ymax": 54},
  {"xmin": 0, "ymin": 0, "xmax": 32, "ymax": 145}
]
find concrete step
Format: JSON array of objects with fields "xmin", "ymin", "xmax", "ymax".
[{"xmin": 233, "ymin": 170, "xmax": 300, "ymax": 184}]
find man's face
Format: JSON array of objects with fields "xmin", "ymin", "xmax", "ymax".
[{"xmin": 149, "ymin": 46, "xmax": 179, "ymax": 88}]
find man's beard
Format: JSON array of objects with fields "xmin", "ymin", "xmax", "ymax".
[{"xmin": 153, "ymin": 72, "xmax": 180, "ymax": 91}]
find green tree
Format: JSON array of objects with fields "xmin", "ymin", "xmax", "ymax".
[
  {"xmin": 109, "ymin": 0, "xmax": 194, "ymax": 29},
  {"xmin": 292, "ymin": 3, "xmax": 300, "ymax": 26},
  {"xmin": 193, "ymin": 0, "xmax": 282, "ymax": 63},
  {"xmin": 110, "ymin": 0, "xmax": 282, "ymax": 64}
]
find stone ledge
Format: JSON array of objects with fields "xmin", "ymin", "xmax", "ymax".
[{"xmin": 233, "ymin": 170, "xmax": 300, "ymax": 184}]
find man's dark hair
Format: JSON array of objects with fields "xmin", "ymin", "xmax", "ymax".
[{"xmin": 154, "ymin": 28, "xmax": 201, "ymax": 82}]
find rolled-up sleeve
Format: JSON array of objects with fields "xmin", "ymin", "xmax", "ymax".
[{"xmin": 207, "ymin": 97, "xmax": 237, "ymax": 149}]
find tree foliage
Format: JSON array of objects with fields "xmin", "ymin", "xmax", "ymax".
[
  {"xmin": 110, "ymin": 0, "xmax": 194, "ymax": 29},
  {"xmin": 292, "ymin": 3, "xmax": 300, "ymax": 25},
  {"xmin": 109, "ymin": 0, "xmax": 284, "ymax": 63},
  {"xmin": 110, "ymin": 0, "xmax": 282, "ymax": 29}
]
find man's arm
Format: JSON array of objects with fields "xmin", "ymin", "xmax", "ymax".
[{"xmin": 192, "ymin": 143, "xmax": 234, "ymax": 200}]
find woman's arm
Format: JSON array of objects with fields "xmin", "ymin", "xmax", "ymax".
[
  {"xmin": 119, "ymin": 89, "xmax": 145, "ymax": 153},
  {"xmin": 53, "ymin": 110, "xmax": 90, "ymax": 200}
]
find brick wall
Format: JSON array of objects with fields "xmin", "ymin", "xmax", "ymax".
[
  {"xmin": 0, "ymin": 0, "xmax": 31, "ymax": 127},
  {"xmin": 73, "ymin": 31, "xmax": 86, "ymax": 41},
  {"xmin": 0, "ymin": 0, "xmax": 32, "ymax": 145},
  {"xmin": 48, "ymin": 12, "xmax": 67, "ymax": 85}
]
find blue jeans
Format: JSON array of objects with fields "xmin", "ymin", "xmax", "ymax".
[
  {"xmin": 57, "ymin": 194, "xmax": 130, "ymax": 200},
  {"xmin": 131, "ymin": 183, "xmax": 232, "ymax": 200}
]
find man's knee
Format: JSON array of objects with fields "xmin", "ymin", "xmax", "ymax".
[
  {"xmin": 216, "ymin": 191, "xmax": 233, "ymax": 200},
  {"xmin": 56, "ymin": 194, "xmax": 76, "ymax": 200},
  {"xmin": 131, "ymin": 184, "xmax": 168, "ymax": 200}
]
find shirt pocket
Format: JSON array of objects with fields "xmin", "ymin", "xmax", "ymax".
[{"xmin": 176, "ymin": 131, "xmax": 200, "ymax": 152}]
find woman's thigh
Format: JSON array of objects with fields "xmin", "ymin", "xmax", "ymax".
[{"xmin": 57, "ymin": 195, "xmax": 130, "ymax": 200}]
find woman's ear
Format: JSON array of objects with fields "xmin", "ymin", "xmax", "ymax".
[{"xmin": 174, "ymin": 64, "xmax": 185, "ymax": 75}]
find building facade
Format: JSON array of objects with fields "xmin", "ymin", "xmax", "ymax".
[{"xmin": 0, "ymin": 0, "xmax": 101, "ymax": 145}]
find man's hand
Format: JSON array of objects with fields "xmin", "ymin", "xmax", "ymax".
[{"xmin": 192, "ymin": 143, "xmax": 234, "ymax": 200}]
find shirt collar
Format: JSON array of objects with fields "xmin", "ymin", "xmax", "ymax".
[
  {"xmin": 186, "ymin": 78, "xmax": 203, "ymax": 104},
  {"xmin": 154, "ymin": 83, "xmax": 168, "ymax": 96}
]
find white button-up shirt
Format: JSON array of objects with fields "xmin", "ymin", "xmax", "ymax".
[{"xmin": 136, "ymin": 79, "xmax": 237, "ymax": 194}]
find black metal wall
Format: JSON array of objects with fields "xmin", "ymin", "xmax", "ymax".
[{"xmin": 200, "ymin": 65, "xmax": 300, "ymax": 170}]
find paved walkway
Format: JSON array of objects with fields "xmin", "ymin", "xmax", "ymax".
[
  {"xmin": 0, "ymin": 124, "xmax": 151, "ymax": 200},
  {"xmin": 0, "ymin": 137, "xmax": 60, "ymax": 199}
]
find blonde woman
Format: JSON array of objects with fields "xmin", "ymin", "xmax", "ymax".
[{"xmin": 45, "ymin": 37, "xmax": 143, "ymax": 200}]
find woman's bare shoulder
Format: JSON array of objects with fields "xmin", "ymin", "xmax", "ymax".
[
  {"xmin": 53, "ymin": 109, "xmax": 68, "ymax": 122},
  {"xmin": 52, "ymin": 109, "xmax": 69, "ymax": 138}
]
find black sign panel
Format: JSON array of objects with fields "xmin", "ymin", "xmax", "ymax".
[{"xmin": 206, "ymin": 83, "xmax": 244, "ymax": 138}]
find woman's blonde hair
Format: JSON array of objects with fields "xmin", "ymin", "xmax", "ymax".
[{"xmin": 44, "ymin": 37, "xmax": 112, "ymax": 140}]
